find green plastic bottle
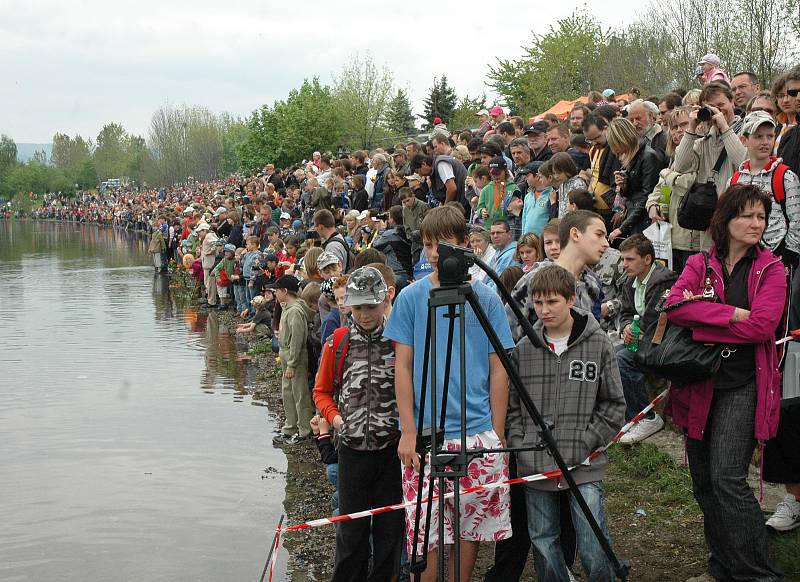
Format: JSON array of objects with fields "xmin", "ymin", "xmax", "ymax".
[{"xmin": 628, "ymin": 315, "xmax": 641, "ymax": 353}]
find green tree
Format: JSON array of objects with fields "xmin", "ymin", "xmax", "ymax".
[
  {"xmin": 4, "ymin": 161, "xmax": 72, "ymax": 196},
  {"xmin": 384, "ymin": 89, "xmax": 417, "ymax": 136},
  {"xmin": 333, "ymin": 53, "xmax": 394, "ymax": 149},
  {"xmin": 219, "ymin": 114, "xmax": 251, "ymax": 174},
  {"xmin": 95, "ymin": 123, "xmax": 130, "ymax": 180},
  {"xmin": 449, "ymin": 94, "xmax": 488, "ymax": 132},
  {"xmin": 488, "ymin": 11, "xmax": 607, "ymax": 116},
  {"xmin": 51, "ymin": 133, "xmax": 92, "ymax": 170},
  {"xmin": 421, "ymin": 76, "xmax": 458, "ymax": 129},
  {"xmin": 0, "ymin": 134, "xmax": 17, "ymax": 182}
]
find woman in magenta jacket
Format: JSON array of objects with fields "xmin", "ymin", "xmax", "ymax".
[{"xmin": 664, "ymin": 184, "xmax": 785, "ymax": 582}]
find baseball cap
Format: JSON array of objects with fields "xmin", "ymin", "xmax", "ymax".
[
  {"xmin": 742, "ymin": 111, "xmax": 777, "ymax": 136},
  {"xmin": 488, "ymin": 156, "xmax": 507, "ymax": 172},
  {"xmin": 343, "ymin": 267, "xmax": 388, "ymax": 306},
  {"xmin": 357, "ymin": 210, "xmax": 370, "ymax": 221},
  {"xmin": 698, "ymin": 53, "xmax": 721, "ymax": 67},
  {"xmin": 195, "ymin": 222, "xmax": 210, "ymax": 232},
  {"xmin": 518, "ymin": 161, "xmax": 544, "ymax": 176},
  {"xmin": 602, "ymin": 89, "xmax": 615, "ymax": 99},
  {"xmin": 280, "ymin": 212, "xmax": 291, "ymax": 220},
  {"xmin": 223, "ymin": 243, "xmax": 236, "ymax": 253},
  {"xmin": 317, "ymin": 251, "xmax": 340, "ymax": 270},
  {"xmin": 267, "ymin": 275, "xmax": 300, "ymax": 293},
  {"xmin": 476, "ymin": 109, "xmax": 489, "ymax": 116},
  {"xmin": 392, "ymin": 149, "xmax": 406, "ymax": 157},
  {"xmin": 183, "ymin": 207, "xmax": 194, "ymax": 215},
  {"xmin": 406, "ymin": 173, "xmax": 423, "ymax": 182},
  {"xmin": 524, "ymin": 121, "xmax": 549, "ymax": 135},
  {"xmin": 489, "ymin": 106, "xmax": 504, "ymax": 116},
  {"xmin": 292, "ymin": 219, "xmax": 302, "ymax": 229},
  {"xmin": 433, "ymin": 117, "xmax": 442, "ymax": 124},
  {"xmin": 213, "ymin": 206, "xmax": 227, "ymax": 216},
  {"xmin": 263, "ymin": 253, "xmax": 279, "ymax": 264}
]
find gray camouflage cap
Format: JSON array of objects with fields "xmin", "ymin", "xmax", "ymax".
[{"xmin": 343, "ymin": 267, "xmax": 388, "ymax": 306}]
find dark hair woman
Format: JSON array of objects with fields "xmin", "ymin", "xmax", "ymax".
[{"xmin": 664, "ymin": 184, "xmax": 786, "ymax": 581}]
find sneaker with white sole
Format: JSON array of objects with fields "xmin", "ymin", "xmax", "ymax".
[
  {"xmin": 619, "ymin": 415, "xmax": 664, "ymax": 445},
  {"xmin": 766, "ymin": 494, "xmax": 800, "ymax": 532}
]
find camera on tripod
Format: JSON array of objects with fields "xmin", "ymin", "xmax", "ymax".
[{"xmin": 436, "ymin": 242, "xmax": 474, "ymax": 286}]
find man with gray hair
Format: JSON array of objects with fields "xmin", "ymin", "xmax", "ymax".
[
  {"xmin": 509, "ymin": 138, "xmax": 532, "ymax": 189},
  {"xmin": 627, "ymin": 99, "xmax": 668, "ymax": 163}
]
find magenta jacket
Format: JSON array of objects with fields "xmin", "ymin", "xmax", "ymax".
[{"xmin": 664, "ymin": 245, "xmax": 786, "ymax": 441}]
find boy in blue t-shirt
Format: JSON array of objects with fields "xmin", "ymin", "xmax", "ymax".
[{"xmin": 384, "ymin": 205, "xmax": 513, "ymax": 581}]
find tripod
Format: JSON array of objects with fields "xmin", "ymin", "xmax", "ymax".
[{"xmin": 408, "ymin": 244, "xmax": 629, "ymax": 582}]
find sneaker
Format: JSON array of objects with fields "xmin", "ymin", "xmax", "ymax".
[
  {"xmin": 766, "ymin": 495, "xmax": 800, "ymax": 532},
  {"xmin": 285, "ymin": 434, "xmax": 310, "ymax": 446},
  {"xmin": 272, "ymin": 433, "xmax": 295, "ymax": 446},
  {"xmin": 619, "ymin": 415, "xmax": 664, "ymax": 445}
]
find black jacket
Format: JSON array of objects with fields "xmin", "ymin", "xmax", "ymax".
[
  {"xmin": 351, "ymin": 188, "xmax": 369, "ymax": 211},
  {"xmin": 619, "ymin": 141, "xmax": 661, "ymax": 235},
  {"xmin": 778, "ymin": 124, "xmax": 800, "ymax": 176},
  {"xmin": 372, "ymin": 226, "xmax": 413, "ymax": 278},
  {"xmin": 619, "ymin": 263, "xmax": 677, "ymax": 333}
]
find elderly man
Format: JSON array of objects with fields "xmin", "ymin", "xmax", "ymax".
[
  {"xmin": 510, "ymin": 138, "xmax": 532, "ymax": 189},
  {"xmin": 731, "ymin": 71, "xmax": 762, "ymax": 109},
  {"xmin": 627, "ymin": 99, "xmax": 668, "ymax": 163},
  {"xmin": 524, "ymin": 121, "xmax": 553, "ymax": 162}
]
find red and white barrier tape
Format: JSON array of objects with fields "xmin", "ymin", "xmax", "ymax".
[
  {"xmin": 278, "ymin": 386, "xmax": 671, "ymax": 534},
  {"xmin": 267, "ymin": 520, "xmax": 283, "ymax": 582}
]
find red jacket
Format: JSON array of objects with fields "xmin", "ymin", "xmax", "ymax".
[{"xmin": 665, "ymin": 245, "xmax": 786, "ymax": 441}]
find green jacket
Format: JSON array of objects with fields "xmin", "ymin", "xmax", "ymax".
[
  {"xmin": 476, "ymin": 179, "xmax": 520, "ymax": 228},
  {"xmin": 211, "ymin": 256, "xmax": 235, "ymax": 279},
  {"xmin": 148, "ymin": 230, "xmax": 166, "ymax": 254},
  {"xmin": 279, "ymin": 299, "xmax": 313, "ymax": 369}
]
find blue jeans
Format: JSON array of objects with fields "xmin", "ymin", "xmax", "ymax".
[
  {"xmin": 233, "ymin": 284, "xmax": 248, "ymax": 312},
  {"xmin": 326, "ymin": 463, "xmax": 339, "ymax": 514},
  {"xmin": 614, "ymin": 343, "xmax": 652, "ymax": 421},
  {"xmin": 525, "ymin": 481, "xmax": 615, "ymax": 582},
  {"xmin": 246, "ymin": 282, "xmax": 260, "ymax": 313}
]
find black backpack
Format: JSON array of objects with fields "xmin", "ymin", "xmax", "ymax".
[{"xmin": 322, "ymin": 234, "xmax": 356, "ymax": 273}]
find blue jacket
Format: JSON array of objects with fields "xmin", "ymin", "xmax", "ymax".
[
  {"xmin": 486, "ymin": 242, "xmax": 521, "ymax": 289},
  {"xmin": 521, "ymin": 188, "xmax": 553, "ymax": 236}
]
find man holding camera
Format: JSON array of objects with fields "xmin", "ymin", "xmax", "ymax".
[{"xmin": 672, "ymin": 82, "xmax": 747, "ymax": 196}]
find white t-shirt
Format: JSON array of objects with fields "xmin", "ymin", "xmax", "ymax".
[
  {"xmin": 436, "ymin": 160, "xmax": 455, "ymax": 183},
  {"xmin": 544, "ymin": 333, "xmax": 569, "ymax": 356},
  {"xmin": 365, "ymin": 167, "xmax": 377, "ymax": 197}
]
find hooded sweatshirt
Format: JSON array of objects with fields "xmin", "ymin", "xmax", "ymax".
[
  {"xmin": 278, "ymin": 299, "xmax": 314, "ymax": 369},
  {"xmin": 507, "ymin": 309, "xmax": 625, "ymax": 490}
]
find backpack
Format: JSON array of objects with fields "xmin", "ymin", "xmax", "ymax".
[
  {"xmin": 330, "ymin": 327, "xmax": 351, "ymax": 404},
  {"xmin": 322, "ymin": 234, "xmax": 356, "ymax": 273},
  {"xmin": 306, "ymin": 312, "xmax": 322, "ymax": 376},
  {"xmin": 730, "ymin": 159, "xmax": 789, "ymax": 214}
]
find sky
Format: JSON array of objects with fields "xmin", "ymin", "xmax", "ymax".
[{"xmin": 1, "ymin": 0, "xmax": 642, "ymax": 144}]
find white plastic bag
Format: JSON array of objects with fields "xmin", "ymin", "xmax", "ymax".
[{"xmin": 642, "ymin": 220, "xmax": 673, "ymax": 270}]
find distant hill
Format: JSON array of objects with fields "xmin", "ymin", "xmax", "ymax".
[{"xmin": 16, "ymin": 143, "xmax": 53, "ymax": 163}]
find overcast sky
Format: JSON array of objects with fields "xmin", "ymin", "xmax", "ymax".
[{"xmin": 1, "ymin": 0, "xmax": 643, "ymax": 143}]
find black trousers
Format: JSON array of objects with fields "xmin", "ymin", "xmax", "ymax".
[
  {"xmin": 332, "ymin": 443, "xmax": 403, "ymax": 582},
  {"xmin": 483, "ymin": 455, "xmax": 576, "ymax": 582},
  {"xmin": 687, "ymin": 383, "xmax": 783, "ymax": 581}
]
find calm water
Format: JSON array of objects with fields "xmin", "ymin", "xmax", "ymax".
[{"xmin": 0, "ymin": 221, "xmax": 287, "ymax": 581}]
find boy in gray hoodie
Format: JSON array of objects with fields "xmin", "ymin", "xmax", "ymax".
[{"xmin": 507, "ymin": 265, "xmax": 624, "ymax": 582}]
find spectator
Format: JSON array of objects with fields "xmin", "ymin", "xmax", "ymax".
[
  {"xmin": 627, "ymin": 99, "xmax": 668, "ymax": 163},
  {"xmin": 524, "ymin": 121, "xmax": 553, "ymax": 163},
  {"xmin": 696, "ymin": 53, "xmax": 730, "ymax": 85},
  {"xmin": 606, "ymin": 118, "xmax": 662, "ymax": 242},
  {"xmin": 486, "ymin": 220, "xmax": 521, "ymax": 285},
  {"xmin": 372, "ymin": 205, "xmax": 413, "ymax": 288},
  {"xmin": 581, "ymin": 114, "xmax": 619, "ymax": 221},
  {"xmin": 410, "ymin": 153, "xmax": 468, "ymax": 209},
  {"xmin": 476, "ymin": 157, "xmax": 520, "ymax": 228},
  {"xmin": 520, "ymin": 162, "xmax": 556, "ymax": 236},
  {"xmin": 664, "ymin": 184, "xmax": 785, "ymax": 581},
  {"xmin": 657, "ymin": 92, "xmax": 684, "ymax": 127},
  {"xmin": 614, "ymin": 234, "xmax": 677, "ymax": 444},
  {"xmin": 548, "ymin": 152, "xmax": 587, "ymax": 218},
  {"xmin": 731, "ymin": 72, "xmax": 762, "ymax": 110},
  {"xmin": 314, "ymin": 209, "xmax": 353, "ymax": 272}
]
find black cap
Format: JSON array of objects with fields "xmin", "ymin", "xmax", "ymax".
[
  {"xmin": 524, "ymin": 121, "xmax": 549, "ymax": 135},
  {"xmin": 488, "ymin": 156, "xmax": 507, "ymax": 171},
  {"xmin": 519, "ymin": 161, "xmax": 544, "ymax": 175},
  {"xmin": 267, "ymin": 275, "xmax": 300, "ymax": 293}
]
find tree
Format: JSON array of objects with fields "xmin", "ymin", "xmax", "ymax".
[
  {"xmin": 333, "ymin": 53, "xmax": 394, "ymax": 149},
  {"xmin": 421, "ymin": 76, "xmax": 458, "ymax": 129},
  {"xmin": 449, "ymin": 94, "xmax": 488, "ymax": 132},
  {"xmin": 0, "ymin": 134, "xmax": 17, "ymax": 182},
  {"xmin": 51, "ymin": 133, "xmax": 92, "ymax": 170},
  {"xmin": 384, "ymin": 89, "xmax": 417, "ymax": 137},
  {"xmin": 94, "ymin": 123, "xmax": 130, "ymax": 180}
]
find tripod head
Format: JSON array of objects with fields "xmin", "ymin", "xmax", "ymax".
[{"xmin": 436, "ymin": 242, "xmax": 474, "ymax": 286}]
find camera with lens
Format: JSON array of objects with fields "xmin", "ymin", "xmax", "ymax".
[
  {"xmin": 437, "ymin": 242, "xmax": 475, "ymax": 286},
  {"xmin": 697, "ymin": 107, "xmax": 713, "ymax": 122}
]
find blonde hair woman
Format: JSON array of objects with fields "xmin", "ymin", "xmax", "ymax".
[{"xmin": 606, "ymin": 117, "xmax": 662, "ymax": 242}]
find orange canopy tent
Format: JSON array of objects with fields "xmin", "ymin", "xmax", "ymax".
[{"xmin": 530, "ymin": 94, "xmax": 631, "ymax": 123}]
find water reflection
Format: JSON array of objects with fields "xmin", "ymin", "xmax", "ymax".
[{"xmin": 0, "ymin": 220, "xmax": 286, "ymax": 582}]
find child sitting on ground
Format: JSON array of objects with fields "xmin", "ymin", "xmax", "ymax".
[{"xmin": 506, "ymin": 265, "xmax": 624, "ymax": 581}]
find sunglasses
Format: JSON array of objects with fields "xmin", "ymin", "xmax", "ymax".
[{"xmin": 788, "ymin": 88, "xmax": 800, "ymax": 98}]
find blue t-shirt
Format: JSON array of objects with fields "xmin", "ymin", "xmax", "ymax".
[
  {"xmin": 521, "ymin": 188, "xmax": 552, "ymax": 236},
  {"xmin": 383, "ymin": 275, "xmax": 515, "ymax": 438}
]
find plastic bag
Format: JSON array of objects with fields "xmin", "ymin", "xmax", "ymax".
[{"xmin": 642, "ymin": 220, "xmax": 673, "ymax": 270}]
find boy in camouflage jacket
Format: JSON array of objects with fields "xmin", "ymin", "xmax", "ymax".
[{"xmin": 313, "ymin": 267, "xmax": 402, "ymax": 582}]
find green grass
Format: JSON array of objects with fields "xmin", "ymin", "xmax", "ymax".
[{"xmin": 247, "ymin": 341, "xmax": 272, "ymax": 355}]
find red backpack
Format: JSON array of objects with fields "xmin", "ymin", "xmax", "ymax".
[
  {"xmin": 730, "ymin": 158, "xmax": 789, "ymax": 214},
  {"xmin": 331, "ymin": 327, "xmax": 351, "ymax": 403}
]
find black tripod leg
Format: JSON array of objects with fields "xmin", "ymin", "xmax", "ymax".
[
  {"xmin": 438, "ymin": 304, "xmax": 457, "ymax": 429},
  {"xmin": 464, "ymin": 290, "xmax": 628, "ymax": 581}
]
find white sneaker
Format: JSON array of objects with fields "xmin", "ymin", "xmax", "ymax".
[
  {"xmin": 766, "ymin": 495, "xmax": 800, "ymax": 532},
  {"xmin": 619, "ymin": 415, "xmax": 664, "ymax": 445}
]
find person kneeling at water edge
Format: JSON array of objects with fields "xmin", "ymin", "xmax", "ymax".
[
  {"xmin": 313, "ymin": 267, "xmax": 403, "ymax": 582},
  {"xmin": 507, "ymin": 265, "xmax": 624, "ymax": 582}
]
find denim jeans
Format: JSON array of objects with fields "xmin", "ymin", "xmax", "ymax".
[
  {"xmin": 326, "ymin": 463, "xmax": 339, "ymax": 513},
  {"xmin": 614, "ymin": 343, "xmax": 653, "ymax": 421},
  {"xmin": 687, "ymin": 382, "xmax": 783, "ymax": 581},
  {"xmin": 246, "ymin": 283, "xmax": 260, "ymax": 314},
  {"xmin": 233, "ymin": 284, "xmax": 248, "ymax": 313},
  {"xmin": 525, "ymin": 481, "xmax": 615, "ymax": 582}
]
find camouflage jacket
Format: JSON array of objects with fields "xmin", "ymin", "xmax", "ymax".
[{"xmin": 313, "ymin": 321, "xmax": 400, "ymax": 451}]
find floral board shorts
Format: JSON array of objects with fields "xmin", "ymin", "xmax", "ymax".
[{"xmin": 402, "ymin": 429, "xmax": 511, "ymax": 555}]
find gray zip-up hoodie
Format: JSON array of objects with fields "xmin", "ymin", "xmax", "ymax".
[{"xmin": 507, "ymin": 309, "xmax": 625, "ymax": 491}]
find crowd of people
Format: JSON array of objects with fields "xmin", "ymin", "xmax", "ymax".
[{"xmin": 18, "ymin": 55, "xmax": 800, "ymax": 582}]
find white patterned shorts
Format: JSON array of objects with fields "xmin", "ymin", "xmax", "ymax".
[{"xmin": 402, "ymin": 429, "xmax": 511, "ymax": 555}]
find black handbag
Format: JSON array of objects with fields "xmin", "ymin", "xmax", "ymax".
[
  {"xmin": 677, "ymin": 147, "xmax": 728, "ymax": 231},
  {"xmin": 635, "ymin": 252, "xmax": 724, "ymax": 383}
]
